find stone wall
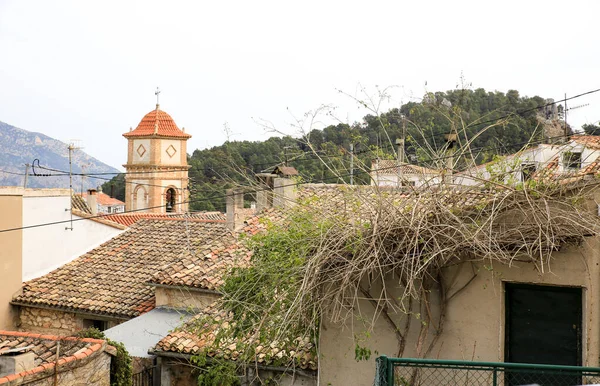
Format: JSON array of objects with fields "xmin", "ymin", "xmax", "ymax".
[
  {"xmin": 18, "ymin": 307, "xmax": 82, "ymax": 335},
  {"xmin": 18, "ymin": 306, "xmax": 120, "ymax": 335}
]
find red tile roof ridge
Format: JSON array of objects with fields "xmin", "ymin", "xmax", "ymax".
[
  {"xmin": 0, "ymin": 330, "xmax": 106, "ymax": 345},
  {"xmin": 71, "ymin": 209, "xmax": 128, "ymax": 230},
  {"xmin": 0, "ymin": 332, "xmax": 107, "ymax": 384},
  {"xmin": 100, "ymin": 212, "xmax": 226, "ymax": 227},
  {"xmin": 79, "ymin": 192, "xmax": 125, "ymax": 206}
]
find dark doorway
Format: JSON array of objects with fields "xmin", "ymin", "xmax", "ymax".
[{"xmin": 505, "ymin": 283, "xmax": 582, "ymax": 385}]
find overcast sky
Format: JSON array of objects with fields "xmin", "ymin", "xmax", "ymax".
[{"xmin": 1, "ymin": 0, "xmax": 599, "ymax": 170}]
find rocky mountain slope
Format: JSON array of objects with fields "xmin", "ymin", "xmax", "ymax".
[{"xmin": 0, "ymin": 121, "xmax": 120, "ymax": 190}]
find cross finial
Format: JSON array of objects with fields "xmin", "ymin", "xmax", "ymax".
[{"xmin": 155, "ymin": 87, "xmax": 161, "ymax": 109}]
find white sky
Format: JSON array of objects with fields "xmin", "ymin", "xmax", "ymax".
[{"xmin": 1, "ymin": 0, "xmax": 600, "ymax": 170}]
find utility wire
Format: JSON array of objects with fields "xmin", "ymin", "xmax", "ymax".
[{"xmin": 2, "ymin": 148, "xmax": 599, "ymax": 235}]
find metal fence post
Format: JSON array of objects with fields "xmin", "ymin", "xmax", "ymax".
[
  {"xmin": 493, "ymin": 367, "xmax": 497, "ymax": 386},
  {"xmin": 386, "ymin": 357, "xmax": 393, "ymax": 386}
]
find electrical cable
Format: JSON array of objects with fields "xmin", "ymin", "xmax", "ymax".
[{"xmin": 2, "ymin": 146, "xmax": 600, "ymax": 235}]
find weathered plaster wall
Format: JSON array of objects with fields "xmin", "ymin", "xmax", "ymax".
[
  {"xmin": 319, "ymin": 237, "xmax": 600, "ymax": 385},
  {"xmin": 0, "ymin": 188, "xmax": 23, "ymax": 330},
  {"xmin": 154, "ymin": 287, "xmax": 220, "ymax": 310}
]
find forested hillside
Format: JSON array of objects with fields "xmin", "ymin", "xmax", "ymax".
[{"xmin": 104, "ymin": 88, "xmax": 555, "ymax": 212}]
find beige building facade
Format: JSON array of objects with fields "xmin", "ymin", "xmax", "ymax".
[
  {"xmin": 319, "ymin": 236, "xmax": 600, "ymax": 385},
  {"xmin": 0, "ymin": 188, "xmax": 23, "ymax": 330}
]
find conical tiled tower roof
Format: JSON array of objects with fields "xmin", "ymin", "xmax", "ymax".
[{"xmin": 123, "ymin": 105, "xmax": 191, "ymax": 138}]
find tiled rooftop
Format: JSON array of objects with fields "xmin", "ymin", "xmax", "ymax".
[
  {"xmin": 533, "ymin": 154, "xmax": 600, "ymax": 185},
  {"xmin": 372, "ymin": 159, "xmax": 440, "ymax": 175},
  {"xmin": 71, "ymin": 195, "xmax": 91, "ymax": 214},
  {"xmin": 101, "ymin": 212, "xmax": 225, "ymax": 227},
  {"xmin": 13, "ymin": 219, "xmax": 231, "ymax": 318},
  {"xmin": 572, "ymin": 135, "xmax": 600, "ymax": 150},
  {"xmin": 149, "ymin": 238, "xmax": 251, "ymax": 290},
  {"xmin": 0, "ymin": 331, "xmax": 110, "ymax": 384},
  {"xmin": 123, "ymin": 107, "xmax": 191, "ymax": 139},
  {"xmin": 152, "ymin": 305, "xmax": 317, "ymax": 370},
  {"xmin": 79, "ymin": 192, "xmax": 124, "ymax": 207}
]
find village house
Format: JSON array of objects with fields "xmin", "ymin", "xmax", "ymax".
[
  {"xmin": 454, "ymin": 135, "xmax": 600, "ymax": 186},
  {"xmin": 78, "ymin": 189, "xmax": 125, "ymax": 214},
  {"xmin": 370, "ymin": 159, "xmax": 441, "ymax": 188},
  {"xmin": 11, "ymin": 216, "xmax": 231, "ymax": 336},
  {"xmin": 0, "ymin": 187, "xmax": 125, "ymax": 330},
  {"xmin": 0, "ymin": 330, "xmax": 114, "ymax": 385}
]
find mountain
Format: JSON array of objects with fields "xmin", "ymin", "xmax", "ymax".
[{"xmin": 0, "ymin": 121, "xmax": 120, "ymax": 191}]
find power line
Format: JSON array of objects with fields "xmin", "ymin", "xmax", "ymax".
[{"xmin": 2, "ymin": 149, "xmax": 598, "ymax": 235}]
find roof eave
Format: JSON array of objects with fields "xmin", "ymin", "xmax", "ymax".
[{"xmin": 148, "ymin": 349, "xmax": 318, "ymax": 375}]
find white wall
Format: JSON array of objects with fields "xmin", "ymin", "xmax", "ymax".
[
  {"xmin": 22, "ymin": 191, "xmax": 124, "ymax": 281},
  {"xmin": 454, "ymin": 142, "xmax": 600, "ymax": 187},
  {"xmin": 372, "ymin": 174, "xmax": 441, "ymax": 188}
]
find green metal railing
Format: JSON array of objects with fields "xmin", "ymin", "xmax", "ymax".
[{"xmin": 375, "ymin": 356, "xmax": 600, "ymax": 386}]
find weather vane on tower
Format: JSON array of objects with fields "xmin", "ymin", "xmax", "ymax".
[{"xmin": 155, "ymin": 87, "xmax": 161, "ymax": 109}]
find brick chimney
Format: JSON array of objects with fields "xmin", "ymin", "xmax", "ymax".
[
  {"xmin": 86, "ymin": 189, "xmax": 98, "ymax": 215},
  {"xmin": 226, "ymin": 189, "xmax": 245, "ymax": 231}
]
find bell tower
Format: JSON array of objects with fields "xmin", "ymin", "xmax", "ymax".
[{"xmin": 123, "ymin": 94, "xmax": 191, "ymax": 213}]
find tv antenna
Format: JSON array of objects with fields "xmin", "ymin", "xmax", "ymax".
[{"xmin": 66, "ymin": 140, "xmax": 83, "ymax": 230}]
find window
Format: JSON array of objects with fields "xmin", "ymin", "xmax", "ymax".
[
  {"xmin": 82, "ymin": 319, "xmax": 108, "ymax": 331},
  {"xmin": 165, "ymin": 188, "xmax": 176, "ymax": 212},
  {"xmin": 521, "ymin": 163, "xmax": 536, "ymax": 182},
  {"xmin": 563, "ymin": 152, "xmax": 582, "ymax": 170}
]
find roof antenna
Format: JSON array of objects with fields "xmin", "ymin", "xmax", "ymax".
[{"xmin": 155, "ymin": 87, "xmax": 161, "ymax": 110}]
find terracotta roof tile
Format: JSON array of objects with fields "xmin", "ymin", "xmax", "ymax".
[
  {"xmin": 71, "ymin": 209, "xmax": 127, "ymax": 230},
  {"xmin": 79, "ymin": 192, "xmax": 124, "ymax": 207},
  {"xmin": 152, "ymin": 305, "xmax": 317, "ymax": 371},
  {"xmin": 149, "ymin": 239, "xmax": 251, "ymax": 290},
  {"xmin": 13, "ymin": 219, "xmax": 231, "ymax": 318},
  {"xmin": 372, "ymin": 159, "xmax": 440, "ymax": 175},
  {"xmin": 70, "ymin": 195, "xmax": 91, "ymax": 214},
  {"xmin": 533, "ymin": 154, "xmax": 600, "ymax": 185},
  {"xmin": 572, "ymin": 135, "xmax": 600, "ymax": 150},
  {"xmin": 101, "ymin": 212, "xmax": 225, "ymax": 227},
  {"xmin": 0, "ymin": 331, "xmax": 107, "ymax": 384},
  {"xmin": 123, "ymin": 107, "xmax": 191, "ymax": 139}
]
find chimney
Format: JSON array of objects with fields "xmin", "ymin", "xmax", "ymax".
[
  {"xmin": 86, "ymin": 189, "xmax": 98, "ymax": 215},
  {"xmin": 226, "ymin": 189, "xmax": 244, "ymax": 231},
  {"xmin": 0, "ymin": 350, "xmax": 35, "ymax": 377},
  {"xmin": 255, "ymin": 173, "xmax": 276, "ymax": 211},
  {"xmin": 273, "ymin": 177, "xmax": 296, "ymax": 209}
]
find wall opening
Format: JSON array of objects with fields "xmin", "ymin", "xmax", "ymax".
[{"xmin": 165, "ymin": 188, "xmax": 176, "ymax": 213}]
